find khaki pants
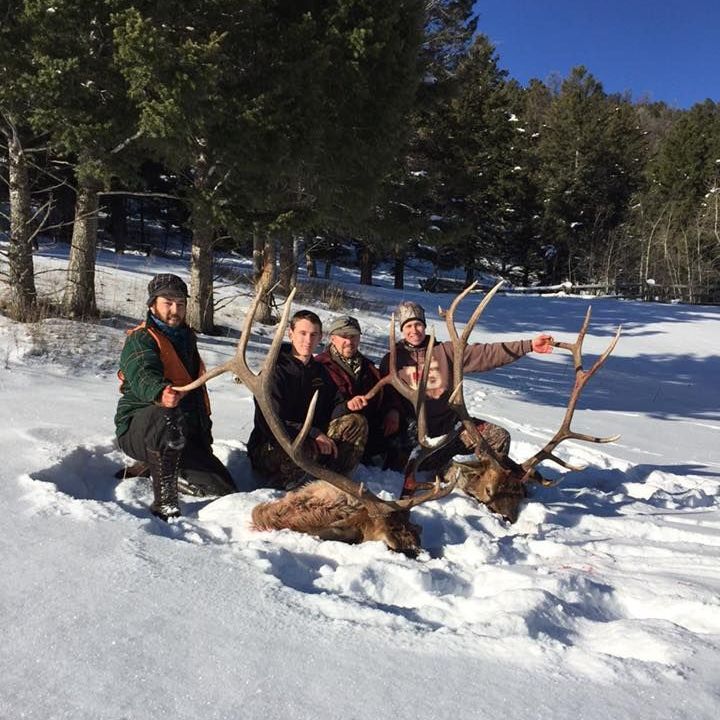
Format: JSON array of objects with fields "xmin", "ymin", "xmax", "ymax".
[{"xmin": 249, "ymin": 414, "xmax": 368, "ymax": 490}]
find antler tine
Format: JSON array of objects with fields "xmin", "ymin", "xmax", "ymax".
[
  {"xmin": 446, "ymin": 281, "xmax": 506, "ymax": 458},
  {"xmin": 445, "ymin": 280, "xmax": 505, "ymax": 345},
  {"xmin": 235, "ymin": 287, "xmax": 297, "ymax": 388},
  {"xmin": 363, "ymin": 316, "xmax": 437, "ymax": 443},
  {"xmin": 521, "ymin": 309, "xmax": 622, "ymax": 476},
  {"xmin": 173, "ymin": 360, "xmax": 236, "ymax": 391},
  {"xmin": 172, "ymin": 288, "xmax": 294, "ymax": 393},
  {"xmin": 414, "ymin": 327, "xmax": 438, "ymax": 447},
  {"xmin": 364, "ymin": 320, "xmax": 454, "ymax": 454},
  {"xmin": 364, "ymin": 313, "xmax": 419, "ymax": 406},
  {"xmin": 404, "ymin": 281, "xmax": 507, "ymax": 492},
  {"xmin": 234, "ymin": 288, "xmax": 311, "ymax": 445},
  {"xmin": 361, "ymin": 312, "xmax": 458, "ymax": 494},
  {"xmin": 395, "ymin": 473, "xmax": 456, "ymax": 510}
]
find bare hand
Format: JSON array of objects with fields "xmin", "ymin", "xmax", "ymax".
[
  {"xmin": 383, "ymin": 409, "xmax": 400, "ymax": 437},
  {"xmin": 532, "ymin": 334, "xmax": 554, "ymax": 354},
  {"xmin": 347, "ymin": 395, "xmax": 368, "ymax": 412},
  {"xmin": 314, "ymin": 433, "xmax": 338, "ymax": 458},
  {"xmin": 159, "ymin": 385, "xmax": 185, "ymax": 408}
]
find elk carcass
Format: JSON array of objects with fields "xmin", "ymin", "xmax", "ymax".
[
  {"xmin": 367, "ymin": 280, "xmax": 621, "ymax": 523},
  {"xmin": 174, "ymin": 288, "xmax": 455, "ymax": 557}
]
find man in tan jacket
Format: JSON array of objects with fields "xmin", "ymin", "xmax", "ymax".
[{"xmin": 380, "ymin": 300, "xmax": 553, "ymax": 493}]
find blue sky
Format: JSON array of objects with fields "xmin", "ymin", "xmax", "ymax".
[{"xmin": 473, "ymin": 0, "xmax": 718, "ymax": 108}]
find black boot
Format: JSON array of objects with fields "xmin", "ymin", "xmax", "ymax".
[{"xmin": 147, "ymin": 447, "xmax": 182, "ymax": 520}]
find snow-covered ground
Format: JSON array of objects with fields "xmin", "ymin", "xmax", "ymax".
[{"xmin": 1, "ymin": 242, "xmax": 719, "ymax": 720}]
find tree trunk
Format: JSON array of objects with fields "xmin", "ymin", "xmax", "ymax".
[
  {"xmin": 186, "ymin": 148, "xmax": 215, "ymax": 333},
  {"xmin": 305, "ymin": 241, "xmax": 317, "ymax": 278},
  {"xmin": 393, "ymin": 243, "xmax": 404, "ymax": 290},
  {"xmin": 63, "ymin": 178, "xmax": 100, "ymax": 318},
  {"xmin": 187, "ymin": 222, "xmax": 215, "ymax": 332},
  {"xmin": 54, "ymin": 182, "xmax": 75, "ymax": 244},
  {"xmin": 252, "ymin": 224, "xmax": 264, "ymax": 282},
  {"xmin": 464, "ymin": 263, "xmax": 474, "ymax": 287},
  {"xmin": 255, "ymin": 233, "xmax": 276, "ymax": 325},
  {"xmin": 323, "ymin": 261, "xmax": 332, "ymax": 280},
  {"xmin": 278, "ymin": 234, "xmax": 294, "ymax": 294},
  {"xmin": 290, "ymin": 236, "xmax": 300, "ymax": 287},
  {"xmin": 6, "ymin": 127, "xmax": 37, "ymax": 320},
  {"xmin": 254, "ymin": 231, "xmax": 276, "ymax": 324},
  {"xmin": 106, "ymin": 194, "xmax": 127, "ymax": 254},
  {"xmin": 138, "ymin": 196, "xmax": 146, "ymax": 248},
  {"xmin": 359, "ymin": 243, "xmax": 374, "ymax": 286}
]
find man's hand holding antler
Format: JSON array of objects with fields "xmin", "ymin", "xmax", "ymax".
[
  {"xmin": 158, "ymin": 385, "xmax": 186, "ymax": 408},
  {"xmin": 347, "ymin": 395, "xmax": 368, "ymax": 412},
  {"xmin": 532, "ymin": 334, "xmax": 555, "ymax": 354}
]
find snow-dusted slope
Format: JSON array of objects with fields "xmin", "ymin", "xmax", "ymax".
[{"xmin": 1, "ymin": 247, "xmax": 719, "ymax": 719}]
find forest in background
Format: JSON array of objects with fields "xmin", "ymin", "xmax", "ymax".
[{"xmin": 2, "ymin": 0, "xmax": 720, "ymax": 330}]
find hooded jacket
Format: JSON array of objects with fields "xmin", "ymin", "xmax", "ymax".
[{"xmin": 380, "ymin": 336, "xmax": 533, "ymax": 437}]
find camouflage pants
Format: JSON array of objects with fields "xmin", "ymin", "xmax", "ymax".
[
  {"xmin": 248, "ymin": 413, "xmax": 368, "ymax": 490},
  {"xmin": 417, "ymin": 419, "xmax": 511, "ymax": 473}
]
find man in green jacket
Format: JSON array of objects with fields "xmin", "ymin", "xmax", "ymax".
[{"xmin": 115, "ymin": 273, "xmax": 234, "ymax": 520}]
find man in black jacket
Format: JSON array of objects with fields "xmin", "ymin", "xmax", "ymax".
[{"xmin": 246, "ymin": 309, "xmax": 366, "ymax": 489}]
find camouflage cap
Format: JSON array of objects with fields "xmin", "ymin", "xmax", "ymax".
[{"xmin": 396, "ymin": 301, "xmax": 426, "ymax": 329}]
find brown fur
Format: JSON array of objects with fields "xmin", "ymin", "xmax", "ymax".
[
  {"xmin": 444, "ymin": 459, "xmax": 528, "ymax": 523},
  {"xmin": 252, "ymin": 480, "xmax": 422, "ymax": 556}
]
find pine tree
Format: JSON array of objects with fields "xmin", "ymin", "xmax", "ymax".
[
  {"xmin": 0, "ymin": 0, "xmax": 40, "ymax": 319},
  {"xmin": 22, "ymin": 0, "xmax": 142, "ymax": 318},
  {"xmin": 375, "ymin": 0, "xmax": 477, "ymax": 289},
  {"xmin": 648, "ymin": 100, "xmax": 720, "ymax": 224},
  {"xmin": 430, "ymin": 33, "xmax": 517, "ymax": 284},
  {"xmin": 535, "ymin": 67, "xmax": 646, "ymax": 283},
  {"xmin": 115, "ymin": 1, "xmax": 424, "ymax": 328}
]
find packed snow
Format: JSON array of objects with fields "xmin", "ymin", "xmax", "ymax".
[{"xmin": 1, "ymin": 241, "xmax": 719, "ymax": 719}]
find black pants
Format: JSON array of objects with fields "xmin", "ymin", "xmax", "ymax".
[{"xmin": 118, "ymin": 405, "xmax": 235, "ymax": 495}]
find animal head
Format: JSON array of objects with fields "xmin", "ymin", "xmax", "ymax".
[{"xmin": 445, "ymin": 459, "xmax": 527, "ymax": 523}]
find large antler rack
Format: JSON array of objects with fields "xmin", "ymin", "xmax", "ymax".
[
  {"xmin": 444, "ymin": 280, "xmax": 508, "ymax": 461},
  {"xmin": 363, "ymin": 315, "xmax": 456, "ymax": 453},
  {"xmin": 362, "ymin": 309, "xmax": 468, "ymax": 488},
  {"xmin": 175, "ymin": 288, "xmax": 455, "ymax": 512},
  {"xmin": 520, "ymin": 306, "xmax": 621, "ymax": 476}
]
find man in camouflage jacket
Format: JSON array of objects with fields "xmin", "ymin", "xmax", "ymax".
[{"xmin": 315, "ymin": 315, "xmax": 390, "ymax": 466}]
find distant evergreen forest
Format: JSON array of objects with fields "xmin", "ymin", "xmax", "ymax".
[{"xmin": 2, "ymin": 1, "xmax": 719, "ymax": 327}]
